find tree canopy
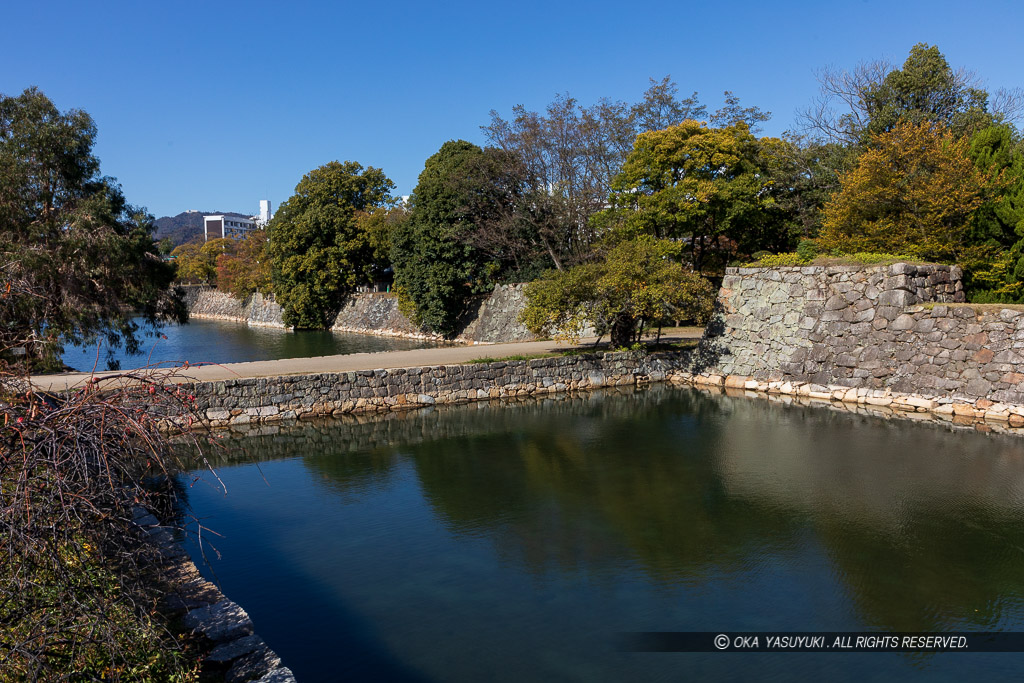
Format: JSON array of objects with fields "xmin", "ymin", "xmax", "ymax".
[
  {"xmin": 267, "ymin": 160, "xmax": 394, "ymax": 328},
  {"xmin": 0, "ymin": 87, "xmax": 183, "ymax": 370},
  {"xmin": 215, "ymin": 230, "xmax": 273, "ymax": 299},
  {"xmin": 818, "ymin": 120, "xmax": 987, "ymax": 262},
  {"xmin": 604, "ymin": 120, "xmax": 781, "ymax": 273},
  {"xmin": 391, "ymin": 140, "xmax": 494, "ymax": 337},
  {"xmin": 801, "ymin": 43, "xmax": 1023, "ymax": 146},
  {"xmin": 481, "ymin": 79, "xmax": 771, "ymax": 271},
  {"xmin": 520, "ymin": 236, "xmax": 715, "ymax": 347}
]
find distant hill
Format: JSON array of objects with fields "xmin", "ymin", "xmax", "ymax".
[{"xmin": 153, "ymin": 211, "xmax": 253, "ymax": 247}]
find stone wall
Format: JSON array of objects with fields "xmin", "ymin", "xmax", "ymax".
[
  {"xmin": 187, "ymin": 285, "xmax": 537, "ymax": 343},
  {"xmin": 170, "ymin": 350, "xmax": 685, "ymax": 429},
  {"xmin": 331, "ymin": 293, "xmax": 438, "ymax": 340},
  {"xmin": 693, "ymin": 262, "xmax": 1024, "ymax": 417},
  {"xmin": 186, "ymin": 288, "xmax": 285, "ymax": 329},
  {"xmin": 459, "ymin": 284, "xmax": 536, "ymax": 343}
]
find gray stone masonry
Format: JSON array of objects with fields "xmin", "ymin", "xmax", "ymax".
[
  {"xmin": 164, "ymin": 350, "xmax": 683, "ymax": 429},
  {"xmin": 136, "ymin": 505, "xmax": 295, "ymax": 681},
  {"xmin": 680, "ymin": 262, "xmax": 1024, "ymax": 425},
  {"xmin": 188, "ymin": 288, "xmax": 284, "ymax": 329},
  {"xmin": 187, "ymin": 284, "xmax": 536, "ymax": 343},
  {"xmin": 699, "ymin": 263, "xmax": 1012, "ymax": 392}
]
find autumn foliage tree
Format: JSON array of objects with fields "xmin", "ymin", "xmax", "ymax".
[
  {"xmin": 215, "ymin": 230, "xmax": 273, "ymax": 299},
  {"xmin": 170, "ymin": 237, "xmax": 236, "ymax": 284},
  {"xmin": 818, "ymin": 120, "xmax": 987, "ymax": 262}
]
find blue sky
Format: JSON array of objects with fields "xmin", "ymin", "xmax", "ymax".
[{"xmin": 4, "ymin": 0, "xmax": 1023, "ymax": 219}]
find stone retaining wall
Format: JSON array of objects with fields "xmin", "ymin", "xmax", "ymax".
[
  {"xmin": 331, "ymin": 292, "xmax": 428, "ymax": 339},
  {"xmin": 690, "ymin": 262, "xmax": 1024, "ymax": 426},
  {"xmin": 187, "ymin": 288, "xmax": 285, "ymax": 329},
  {"xmin": 170, "ymin": 350, "xmax": 685, "ymax": 429},
  {"xmin": 134, "ymin": 506, "xmax": 295, "ymax": 682},
  {"xmin": 457, "ymin": 284, "xmax": 536, "ymax": 343},
  {"xmin": 186, "ymin": 285, "xmax": 536, "ymax": 343}
]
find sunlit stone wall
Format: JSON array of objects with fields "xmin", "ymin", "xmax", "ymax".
[
  {"xmin": 699, "ymin": 263, "xmax": 1024, "ymax": 407},
  {"xmin": 186, "ymin": 285, "xmax": 537, "ymax": 343},
  {"xmin": 172, "ymin": 350, "xmax": 685, "ymax": 428}
]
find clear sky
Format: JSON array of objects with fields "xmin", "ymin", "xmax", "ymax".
[{"xmin": 3, "ymin": 0, "xmax": 1023, "ymax": 219}]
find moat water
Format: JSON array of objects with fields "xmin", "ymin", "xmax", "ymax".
[
  {"xmin": 61, "ymin": 317, "xmax": 436, "ymax": 371},
  {"xmin": 178, "ymin": 385, "xmax": 1024, "ymax": 682}
]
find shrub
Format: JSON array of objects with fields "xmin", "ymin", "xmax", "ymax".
[{"xmin": 1, "ymin": 365, "xmax": 209, "ymax": 681}]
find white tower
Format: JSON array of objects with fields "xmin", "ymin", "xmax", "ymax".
[{"xmin": 259, "ymin": 200, "xmax": 272, "ymax": 226}]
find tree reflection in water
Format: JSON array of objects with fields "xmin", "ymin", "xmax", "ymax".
[{"xmin": 182, "ymin": 385, "xmax": 1024, "ymax": 635}]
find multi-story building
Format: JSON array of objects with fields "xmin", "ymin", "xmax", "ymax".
[{"xmin": 203, "ymin": 200, "xmax": 273, "ymax": 241}]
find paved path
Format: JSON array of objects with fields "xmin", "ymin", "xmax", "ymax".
[{"xmin": 32, "ymin": 328, "xmax": 704, "ymax": 392}]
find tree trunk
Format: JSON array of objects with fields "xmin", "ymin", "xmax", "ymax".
[{"xmin": 610, "ymin": 316, "xmax": 635, "ymax": 348}]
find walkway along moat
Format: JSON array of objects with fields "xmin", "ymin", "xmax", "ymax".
[{"xmin": 34, "ymin": 263, "xmax": 1024, "ymax": 436}]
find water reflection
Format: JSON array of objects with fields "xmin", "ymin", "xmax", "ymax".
[
  {"xmin": 181, "ymin": 386, "xmax": 1024, "ymax": 681},
  {"xmin": 62, "ymin": 317, "xmax": 437, "ymax": 371}
]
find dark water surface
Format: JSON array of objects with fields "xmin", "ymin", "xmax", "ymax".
[
  {"xmin": 178, "ymin": 386, "xmax": 1024, "ymax": 682},
  {"xmin": 61, "ymin": 318, "xmax": 436, "ymax": 371}
]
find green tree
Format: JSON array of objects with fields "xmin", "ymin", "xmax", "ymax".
[
  {"xmin": 962, "ymin": 123, "xmax": 1024, "ymax": 300},
  {"xmin": 604, "ymin": 120, "xmax": 778, "ymax": 274},
  {"xmin": 520, "ymin": 236, "xmax": 715, "ymax": 347},
  {"xmin": 801, "ymin": 43, "xmax": 1022, "ymax": 146},
  {"xmin": 268, "ymin": 161, "xmax": 394, "ymax": 328},
  {"xmin": 862, "ymin": 44, "xmax": 992, "ymax": 140},
  {"xmin": 392, "ymin": 141, "xmax": 492, "ymax": 336},
  {"xmin": 354, "ymin": 204, "xmax": 410, "ymax": 287},
  {"xmin": 0, "ymin": 87, "xmax": 183, "ymax": 370},
  {"xmin": 819, "ymin": 120, "xmax": 987, "ymax": 262},
  {"xmin": 757, "ymin": 135, "xmax": 850, "ymax": 241},
  {"xmin": 482, "ymin": 79, "xmax": 770, "ymax": 271}
]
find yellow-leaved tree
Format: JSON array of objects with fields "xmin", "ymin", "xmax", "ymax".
[{"xmin": 818, "ymin": 120, "xmax": 988, "ymax": 262}]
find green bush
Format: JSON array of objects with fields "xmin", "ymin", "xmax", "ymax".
[
  {"xmin": 744, "ymin": 252, "xmax": 807, "ymax": 267},
  {"xmin": 796, "ymin": 239, "xmax": 819, "ymax": 261}
]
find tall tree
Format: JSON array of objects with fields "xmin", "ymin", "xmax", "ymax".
[
  {"xmin": 215, "ymin": 230, "xmax": 273, "ymax": 299},
  {"xmin": 962, "ymin": 123, "xmax": 1024, "ymax": 300},
  {"xmin": 0, "ymin": 87, "xmax": 183, "ymax": 370},
  {"xmin": 482, "ymin": 79, "xmax": 771, "ymax": 271},
  {"xmin": 391, "ymin": 141, "xmax": 494, "ymax": 336},
  {"xmin": 171, "ymin": 237, "xmax": 235, "ymax": 284},
  {"xmin": 603, "ymin": 121, "xmax": 777, "ymax": 274},
  {"xmin": 709, "ymin": 91, "xmax": 772, "ymax": 133},
  {"xmin": 800, "ymin": 43, "xmax": 1023, "ymax": 146},
  {"xmin": 818, "ymin": 120, "xmax": 987, "ymax": 262},
  {"xmin": 268, "ymin": 161, "xmax": 394, "ymax": 328}
]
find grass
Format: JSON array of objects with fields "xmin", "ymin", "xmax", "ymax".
[
  {"xmin": 922, "ymin": 301, "xmax": 1024, "ymax": 312},
  {"xmin": 741, "ymin": 252, "xmax": 927, "ymax": 268}
]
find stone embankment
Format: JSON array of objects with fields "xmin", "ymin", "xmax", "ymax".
[
  {"xmin": 185, "ymin": 288, "xmax": 284, "ymax": 329},
  {"xmin": 169, "ymin": 261, "xmax": 1024, "ymax": 436},
  {"xmin": 185, "ymin": 284, "xmax": 536, "ymax": 343},
  {"xmin": 133, "ymin": 506, "xmax": 295, "ymax": 682},
  {"xmin": 169, "ymin": 350, "xmax": 684, "ymax": 429},
  {"xmin": 688, "ymin": 262, "xmax": 1024, "ymax": 428}
]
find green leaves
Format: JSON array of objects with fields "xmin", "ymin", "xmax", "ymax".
[
  {"xmin": 268, "ymin": 161, "xmax": 394, "ymax": 329},
  {"xmin": 0, "ymin": 88, "xmax": 182, "ymax": 370},
  {"xmin": 521, "ymin": 236, "xmax": 715, "ymax": 348},
  {"xmin": 391, "ymin": 141, "xmax": 494, "ymax": 337},
  {"xmin": 604, "ymin": 120, "xmax": 776, "ymax": 273}
]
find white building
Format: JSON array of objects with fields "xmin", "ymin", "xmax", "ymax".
[
  {"xmin": 203, "ymin": 200, "xmax": 273, "ymax": 240},
  {"xmin": 258, "ymin": 199, "xmax": 273, "ymax": 227}
]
